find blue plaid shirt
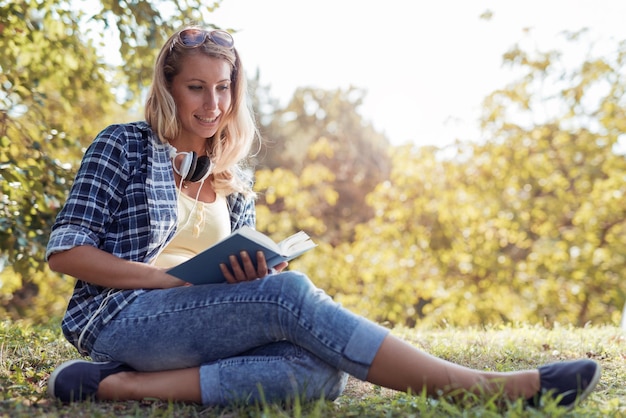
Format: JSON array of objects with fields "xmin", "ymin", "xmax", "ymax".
[{"xmin": 46, "ymin": 121, "xmax": 256, "ymax": 355}]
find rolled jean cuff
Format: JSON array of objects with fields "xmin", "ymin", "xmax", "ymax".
[
  {"xmin": 200, "ymin": 362, "xmax": 221, "ymax": 405},
  {"xmin": 338, "ymin": 320, "xmax": 390, "ymax": 380}
]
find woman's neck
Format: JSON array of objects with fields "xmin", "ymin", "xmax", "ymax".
[{"xmin": 170, "ymin": 137, "xmax": 212, "ymax": 155}]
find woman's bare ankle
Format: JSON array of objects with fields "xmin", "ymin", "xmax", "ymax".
[
  {"xmin": 500, "ymin": 370, "xmax": 540, "ymax": 400},
  {"xmin": 97, "ymin": 370, "xmax": 135, "ymax": 401}
]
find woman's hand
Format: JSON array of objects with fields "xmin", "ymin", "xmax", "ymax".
[{"xmin": 220, "ymin": 251, "xmax": 288, "ymax": 283}]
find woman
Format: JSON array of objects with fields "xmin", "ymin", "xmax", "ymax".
[{"xmin": 46, "ymin": 25, "xmax": 600, "ymax": 410}]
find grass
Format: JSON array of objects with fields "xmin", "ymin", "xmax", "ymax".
[{"xmin": 1, "ymin": 320, "xmax": 625, "ymax": 417}]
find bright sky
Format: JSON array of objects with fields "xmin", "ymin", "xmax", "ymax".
[{"xmin": 208, "ymin": 0, "xmax": 626, "ymax": 147}]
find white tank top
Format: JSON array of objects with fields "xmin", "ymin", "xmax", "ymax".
[{"xmin": 154, "ymin": 192, "xmax": 231, "ymax": 269}]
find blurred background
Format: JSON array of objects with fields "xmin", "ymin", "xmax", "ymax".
[{"xmin": 1, "ymin": 0, "xmax": 625, "ymax": 328}]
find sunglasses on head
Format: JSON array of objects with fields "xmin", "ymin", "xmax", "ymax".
[{"xmin": 173, "ymin": 28, "xmax": 235, "ymax": 50}]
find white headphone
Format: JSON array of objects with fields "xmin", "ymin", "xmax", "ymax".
[{"xmin": 169, "ymin": 146, "xmax": 213, "ymax": 183}]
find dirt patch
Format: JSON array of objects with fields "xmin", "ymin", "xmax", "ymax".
[{"xmin": 342, "ymin": 376, "xmax": 399, "ymax": 400}]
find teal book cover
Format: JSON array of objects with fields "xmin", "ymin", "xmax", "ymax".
[{"xmin": 167, "ymin": 226, "xmax": 316, "ymax": 285}]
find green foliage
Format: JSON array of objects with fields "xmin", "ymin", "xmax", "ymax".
[
  {"xmin": 256, "ymin": 87, "xmax": 392, "ymax": 245},
  {"xmin": 1, "ymin": 2, "xmax": 625, "ymax": 331},
  {"xmin": 0, "ymin": 0, "xmax": 223, "ymax": 321},
  {"xmin": 0, "ymin": 267, "xmax": 72, "ymax": 322},
  {"xmin": 0, "ymin": 0, "xmax": 120, "ymax": 319},
  {"xmin": 318, "ymin": 127, "xmax": 625, "ymax": 326},
  {"xmin": 0, "ymin": 320, "xmax": 620, "ymax": 417},
  {"xmin": 291, "ymin": 32, "xmax": 626, "ymax": 328}
]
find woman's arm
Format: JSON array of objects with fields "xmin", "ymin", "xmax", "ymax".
[{"xmin": 48, "ymin": 245, "xmax": 185, "ymax": 289}]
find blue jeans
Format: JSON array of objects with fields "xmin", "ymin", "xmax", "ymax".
[{"xmin": 90, "ymin": 271, "xmax": 389, "ymax": 405}]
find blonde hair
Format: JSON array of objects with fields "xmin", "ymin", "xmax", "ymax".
[{"xmin": 145, "ymin": 26, "xmax": 258, "ymax": 196}]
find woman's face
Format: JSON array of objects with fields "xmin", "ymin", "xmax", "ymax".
[{"xmin": 170, "ymin": 53, "xmax": 232, "ymax": 144}]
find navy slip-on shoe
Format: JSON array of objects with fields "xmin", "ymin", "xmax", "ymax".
[
  {"xmin": 48, "ymin": 359, "xmax": 134, "ymax": 403},
  {"xmin": 527, "ymin": 359, "xmax": 601, "ymax": 410}
]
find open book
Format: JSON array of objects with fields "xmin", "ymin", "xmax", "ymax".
[{"xmin": 166, "ymin": 226, "xmax": 316, "ymax": 285}]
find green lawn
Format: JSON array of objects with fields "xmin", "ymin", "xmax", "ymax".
[{"xmin": 1, "ymin": 320, "xmax": 623, "ymax": 417}]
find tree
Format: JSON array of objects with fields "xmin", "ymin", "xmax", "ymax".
[
  {"xmin": 0, "ymin": 0, "xmax": 228, "ymax": 320},
  {"xmin": 311, "ymin": 30, "xmax": 626, "ymax": 327},
  {"xmin": 256, "ymin": 86, "xmax": 392, "ymax": 245},
  {"xmin": 1, "ymin": 0, "xmax": 120, "ymax": 319},
  {"xmin": 476, "ymin": 30, "xmax": 626, "ymax": 325}
]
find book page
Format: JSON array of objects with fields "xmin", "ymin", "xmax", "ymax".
[{"xmin": 278, "ymin": 231, "xmax": 316, "ymax": 255}]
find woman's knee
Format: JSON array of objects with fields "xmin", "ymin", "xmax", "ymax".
[
  {"xmin": 269, "ymin": 270, "xmax": 314, "ymax": 290},
  {"xmin": 263, "ymin": 271, "xmax": 321, "ymax": 305}
]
